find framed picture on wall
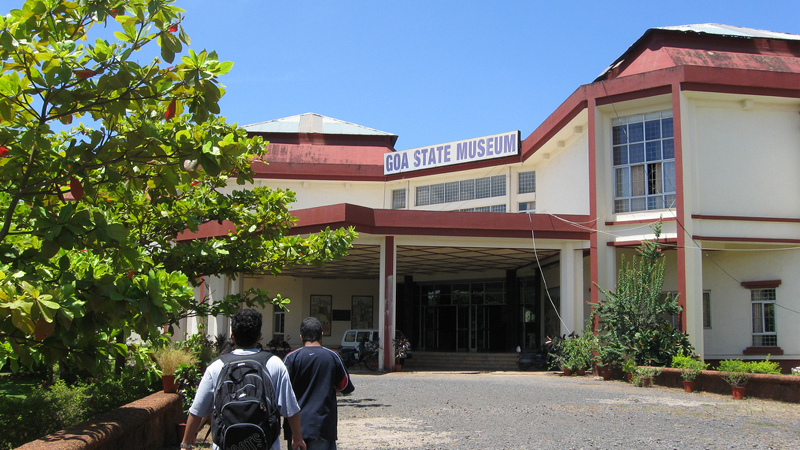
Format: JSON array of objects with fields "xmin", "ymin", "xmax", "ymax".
[
  {"xmin": 310, "ymin": 295, "xmax": 332, "ymax": 336},
  {"xmin": 351, "ymin": 295, "xmax": 374, "ymax": 329}
]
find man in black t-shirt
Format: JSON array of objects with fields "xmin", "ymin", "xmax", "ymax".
[{"xmin": 283, "ymin": 317, "xmax": 355, "ymax": 450}]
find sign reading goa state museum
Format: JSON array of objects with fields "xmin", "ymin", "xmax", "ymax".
[{"xmin": 384, "ymin": 130, "xmax": 520, "ymax": 175}]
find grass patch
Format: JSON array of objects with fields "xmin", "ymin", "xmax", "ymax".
[{"xmin": 0, "ymin": 373, "xmax": 41, "ymax": 400}]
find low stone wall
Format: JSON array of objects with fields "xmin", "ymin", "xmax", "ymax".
[
  {"xmin": 652, "ymin": 367, "xmax": 800, "ymax": 402},
  {"xmin": 16, "ymin": 392, "xmax": 183, "ymax": 450}
]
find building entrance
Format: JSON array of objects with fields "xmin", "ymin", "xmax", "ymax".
[{"xmin": 417, "ymin": 281, "xmax": 508, "ymax": 352}]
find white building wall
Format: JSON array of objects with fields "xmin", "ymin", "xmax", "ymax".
[
  {"xmin": 690, "ymin": 97, "xmax": 800, "ymax": 219},
  {"xmin": 536, "ymin": 137, "xmax": 591, "ymax": 216},
  {"xmin": 242, "ymin": 275, "xmax": 379, "ymax": 349},
  {"xmin": 701, "ymin": 249, "xmax": 800, "ymax": 361}
]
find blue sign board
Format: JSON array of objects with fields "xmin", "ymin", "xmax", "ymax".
[{"xmin": 384, "ymin": 130, "xmax": 520, "ymax": 176}]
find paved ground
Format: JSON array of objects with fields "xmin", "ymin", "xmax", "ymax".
[{"xmin": 174, "ymin": 370, "xmax": 800, "ymax": 450}]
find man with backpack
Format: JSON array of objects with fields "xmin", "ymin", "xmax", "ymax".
[
  {"xmin": 180, "ymin": 309, "xmax": 307, "ymax": 450},
  {"xmin": 282, "ymin": 317, "xmax": 355, "ymax": 450}
]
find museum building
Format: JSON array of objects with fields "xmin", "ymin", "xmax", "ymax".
[{"xmin": 178, "ymin": 24, "xmax": 800, "ymax": 371}]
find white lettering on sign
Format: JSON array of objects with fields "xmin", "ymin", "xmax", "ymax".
[{"xmin": 384, "ymin": 131, "xmax": 520, "ymax": 175}]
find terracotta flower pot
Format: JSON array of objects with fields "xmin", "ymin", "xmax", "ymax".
[
  {"xmin": 162, "ymin": 374, "xmax": 177, "ymax": 393},
  {"xmin": 641, "ymin": 377, "xmax": 652, "ymax": 387},
  {"xmin": 601, "ymin": 370, "xmax": 612, "ymax": 380},
  {"xmin": 395, "ymin": 364, "xmax": 402, "ymax": 372},
  {"xmin": 731, "ymin": 386, "xmax": 746, "ymax": 400},
  {"xmin": 683, "ymin": 380, "xmax": 695, "ymax": 393},
  {"xmin": 563, "ymin": 368, "xmax": 572, "ymax": 376}
]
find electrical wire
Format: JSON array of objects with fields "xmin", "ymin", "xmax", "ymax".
[{"xmin": 528, "ymin": 212, "xmax": 571, "ymax": 334}]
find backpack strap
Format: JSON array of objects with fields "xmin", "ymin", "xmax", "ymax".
[{"xmin": 217, "ymin": 350, "xmax": 274, "ymax": 366}]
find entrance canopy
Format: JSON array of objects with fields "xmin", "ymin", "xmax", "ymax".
[{"xmin": 178, "ymin": 203, "xmax": 591, "ymax": 278}]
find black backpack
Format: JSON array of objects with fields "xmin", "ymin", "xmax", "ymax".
[{"xmin": 211, "ymin": 351, "xmax": 280, "ymax": 450}]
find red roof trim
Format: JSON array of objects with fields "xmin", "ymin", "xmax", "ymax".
[
  {"xmin": 251, "ymin": 161, "xmax": 386, "ymax": 181},
  {"xmin": 740, "ymin": 280, "xmax": 782, "ymax": 289},
  {"xmin": 692, "ymin": 214, "xmax": 800, "ymax": 224},
  {"xmin": 606, "ymin": 238, "xmax": 678, "ymax": 248},
  {"xmin": 605, "ymin": 217, "xmax": 676, "ymax": 226},
  {"xmin": 291, "ymin": 204, "xmax": 592, "ymax": 240},
  {"xmin": 176, "ymin": 204, "xmax": 592, "ymax": 241},
  {"xmin": 694, "ymin": 235, "xmax": 800, "ymax": 244}
]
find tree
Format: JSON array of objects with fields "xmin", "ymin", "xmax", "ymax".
[
  {"xmin": 593, "ymin": 220, "xmax": 692, "ymax": 366},
  {"xmin": 0, "ymin": 0, "xmax": 356, "ymax": 375}
]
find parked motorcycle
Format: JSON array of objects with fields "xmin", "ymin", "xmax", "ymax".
[
  {"xmin": 341, "ymin": 339, "xmax": 379, "ymax": 370},
  {"xmin": 516, "ymin": 342, "xmax": 552, "ymax": 371},
  {"xmin": 267, "ymin": 335, "xmax": 292, "ymax": 358}
]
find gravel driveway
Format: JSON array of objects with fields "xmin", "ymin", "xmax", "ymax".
[
  {"xmin": 327, "ymin": 370, "xmax": 799, "ymax": 450},
  {"xmin": 177, "ymin": 370, "xmax": 799, "ymax": 450}
]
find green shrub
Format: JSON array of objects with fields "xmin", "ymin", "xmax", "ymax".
[
  {"xmin": 0, "ymin": 373, "xmax": 158, "ymax": 449},
  {"xmin": 746, "ymin": 356, "xmax": 781, "ymax": 375},
  {"xmin": 670, "ymin": 351, "xmax": 707, "ymax": 381},
  {"xmin": 632, "ymin": 366, "xmax": 662, "ymax": 387}
]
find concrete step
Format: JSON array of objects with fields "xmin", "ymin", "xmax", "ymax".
[{"xmin": 401, "ymin": 351, "xmax": 518, "ymax": 371}]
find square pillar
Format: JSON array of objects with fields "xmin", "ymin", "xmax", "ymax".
[{"xmin": 379, "ymin": 236, "xmax": 396, "ymax": 370}]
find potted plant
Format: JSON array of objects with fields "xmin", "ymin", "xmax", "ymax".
[
  {"xmin": 392, "ymin": 336, "xmax": 410, "ymax": 371},
  {"xmin": 633, "ymin": 366, "xmax": 662, "ymax": 387},
  {"xmin": 597, "ymin": 342, "xmax": 624, "ymax": 380},
  {"xmin": 174, "ymin": 363, "xmax": 202, "ymax": 438},
  {"xmin": 670, "ymin": 351, "xmax": 707, "ymax": 392},
  {"xmin": 562, "ymin": 333, "xmax": 596, "ymax": 375},
  {"xmin": 718, "ymin": 359, "xmax": 750, "ymax": 399},
  {"xmin": 622, "ymin": 357, "xmax": 637, "ymax": 383},
  {"xmin": 152, "ymin": 344, "xmax": 199, "ymax": 393}
]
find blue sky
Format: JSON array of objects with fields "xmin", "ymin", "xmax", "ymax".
[{"xmin": 136, "ymin": 1, "xmax": 800, "ymax": 150}]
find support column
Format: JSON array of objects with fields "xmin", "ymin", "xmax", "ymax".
[
  {"xmin": 379, "ymin": 236, "xmax": 396, "ymax": 371},
  {"xmin": 192, "ymin": 275, "xmax": 231, "ymax": 337},
  {"xmin": 560, "ymin": 244, "xmax": 576, "ymax": 336},
  {"xmin": 559, "ymin": 243, "xmax": 586, "ymax": 336}
]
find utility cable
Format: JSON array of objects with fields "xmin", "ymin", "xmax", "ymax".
[{"xmin": 528, "ymin": 212, "xmax": 571, "ymax": 334}]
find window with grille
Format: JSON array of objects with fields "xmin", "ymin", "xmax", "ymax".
[
  {"xmin": 519, "ymin": 171, "xmax": 536, "ymax": 194},
  {"xmin": 456, "ymin": 204, "xmax": 506, "ymax": 213},
  {"xmin": 273, "ymin": 304, "xmax": 285, "ymax": 341},
  {"xmin": 416, "ymin": 185, "xmax": 430, "ymax": 206},
  {"xmin": 613, "ymin": 110, "xmax": 675, "ymax": 213},
  {"xmin": 392, "ymin": 189, "xmax": 406, "ymax": 209},
  {"xmin": 702, "ymin": 291, "xmax": 711, "ymax": 329},
  {"xmin": 414, "ymin": 175, "xmax": 507, "ymax": 206},
  {"xmin": 751, "ymin": 288, "xmax": 777, "ymax": 346}
]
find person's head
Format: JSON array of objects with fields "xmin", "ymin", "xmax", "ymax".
[
  {"xmin": 300, "ymin": 317, "xmax": 323, "ymax": 343},
  {"xmin": 231, "ymin": 309, "xmax": 263, "ymax": 348}
]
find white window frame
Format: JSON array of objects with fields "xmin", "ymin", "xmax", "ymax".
[
  {"xmin": 518, "ymin": 171, "xmax": 536, "ymax": 194},
  {"xmin": 612, "ymin": 110, "xmax": 675, "ymax": 213},
  {"xmin": 391, "ymin": 188, "xmax": 406, "ymax": 209},
  {"xmin": 415, "ymin": 175, "xmax": 507, "ymax": 207},
  {"xmin": 273, "ymin": 304, "xmax": 285, "ymax": 341},
  {"xmin": 518, "ymin": 201, "xmax": 536, "ymax": 213},
  {"xmin": 751, "ymin": 288, "xmax": 777, "ymax": 347}
]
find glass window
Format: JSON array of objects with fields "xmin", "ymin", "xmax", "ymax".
[
  {"xmin": 392, "ymin": 189, "xmax": 406, "ymax": 209},
  {"xmin": 702, "ymin": 291, "xmax": 711, "ymax": 329},
  {"xmin": 612, "ymin": 110, "xmax": 675, "ymax": 213},
  {"xmin": 519, "ymin": 201, "xmax": 536, "ymax": 213},
  {"xmin": 475, "ymin": 177, "xmax": 491, "ymax": 199},
  {"xmin": 445, "ymin": 182, "xmax": 460, "ymax": 203},
  {"xmin": 490, "ymin": 175, "xmax": 506, "ymax": 197},
  {"xmin": 430, "ymin": 183, "xmax": 445, "ymax": 204},
  {"xmin": 460, "ymin": 180, "xmax": 475, "ymax": 200},
  {"xmin": 751, "ymin": 288, "xmax": 777, "ymax": 346},
  {"xmin": 518, "ymin": 171, "xmax": 536, "ymax": 194},
  {"xmin": 416, "ymin": 185, "xmax": 430, "ymax": 206}
]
